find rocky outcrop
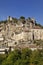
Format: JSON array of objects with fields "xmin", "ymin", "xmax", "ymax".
[{"xmin": 0, "ymin": 16, "xmax": 43, "ymax": 48}]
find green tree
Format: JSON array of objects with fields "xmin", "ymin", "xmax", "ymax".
[
  {"xmin": 0, "ymin": 54, "xmax": 6, "ymax": 65},
  {"xmin": 20, "ymin": 16, "xmax": 26, "ymax": 24},
  {"xmin": 20, "ymin": 16, "xmax": 25, "ymax": 19},
  {"xmin": 12, "ymin": 18, "xmax": 18, "ymax": 23},
  {"xmin": 1, "ymin": 48, "xmax": 43, "ymax": 65},
  {"xmin": 21, "ymin": 48, "xmax": 32, "ymax": 59}
]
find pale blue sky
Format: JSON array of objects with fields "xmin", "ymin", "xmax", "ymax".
[{"xmin": 0, "ymin": 0, "xmax": 43, "ymax": 25}]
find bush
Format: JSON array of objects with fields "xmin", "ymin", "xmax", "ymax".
[{"xmin": 1, "ymin": 48, "xmax": 43, "ymax": 65}]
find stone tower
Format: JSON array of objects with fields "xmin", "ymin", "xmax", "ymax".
[{"xmin": 7, "ymin": 16, "xmax": 12, "ymax": 22}]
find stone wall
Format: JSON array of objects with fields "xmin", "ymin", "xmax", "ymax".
[{"xmin": 31, "ymin": 29, "xmax": 43, "ymax": 40}]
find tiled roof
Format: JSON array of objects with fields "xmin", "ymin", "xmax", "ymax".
[{"xmin": 34, "ymin": 26, "xmax": 41, "ymax": 29}]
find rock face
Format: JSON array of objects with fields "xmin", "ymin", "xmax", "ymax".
[{"xmin": 0, "ymin": 16, "xmax": 43, "ymax": 48}]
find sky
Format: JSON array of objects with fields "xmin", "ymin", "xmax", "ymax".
[{"xmin": 0, "ymin": 0, "xmax": 43, "ymax": 25}]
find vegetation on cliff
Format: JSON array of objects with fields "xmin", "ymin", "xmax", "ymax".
[
  {"xmin": 0, "ymin": 16, "xmax": 43, "ymax": 28},
  {"xmin": 0, "ymin": 48, "xmax": 43, "ymax": 65}
]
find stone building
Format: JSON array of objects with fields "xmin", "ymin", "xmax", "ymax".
[{"xmin": 0, "ymin": 16, "xmax": 43, "ymax": 48}]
